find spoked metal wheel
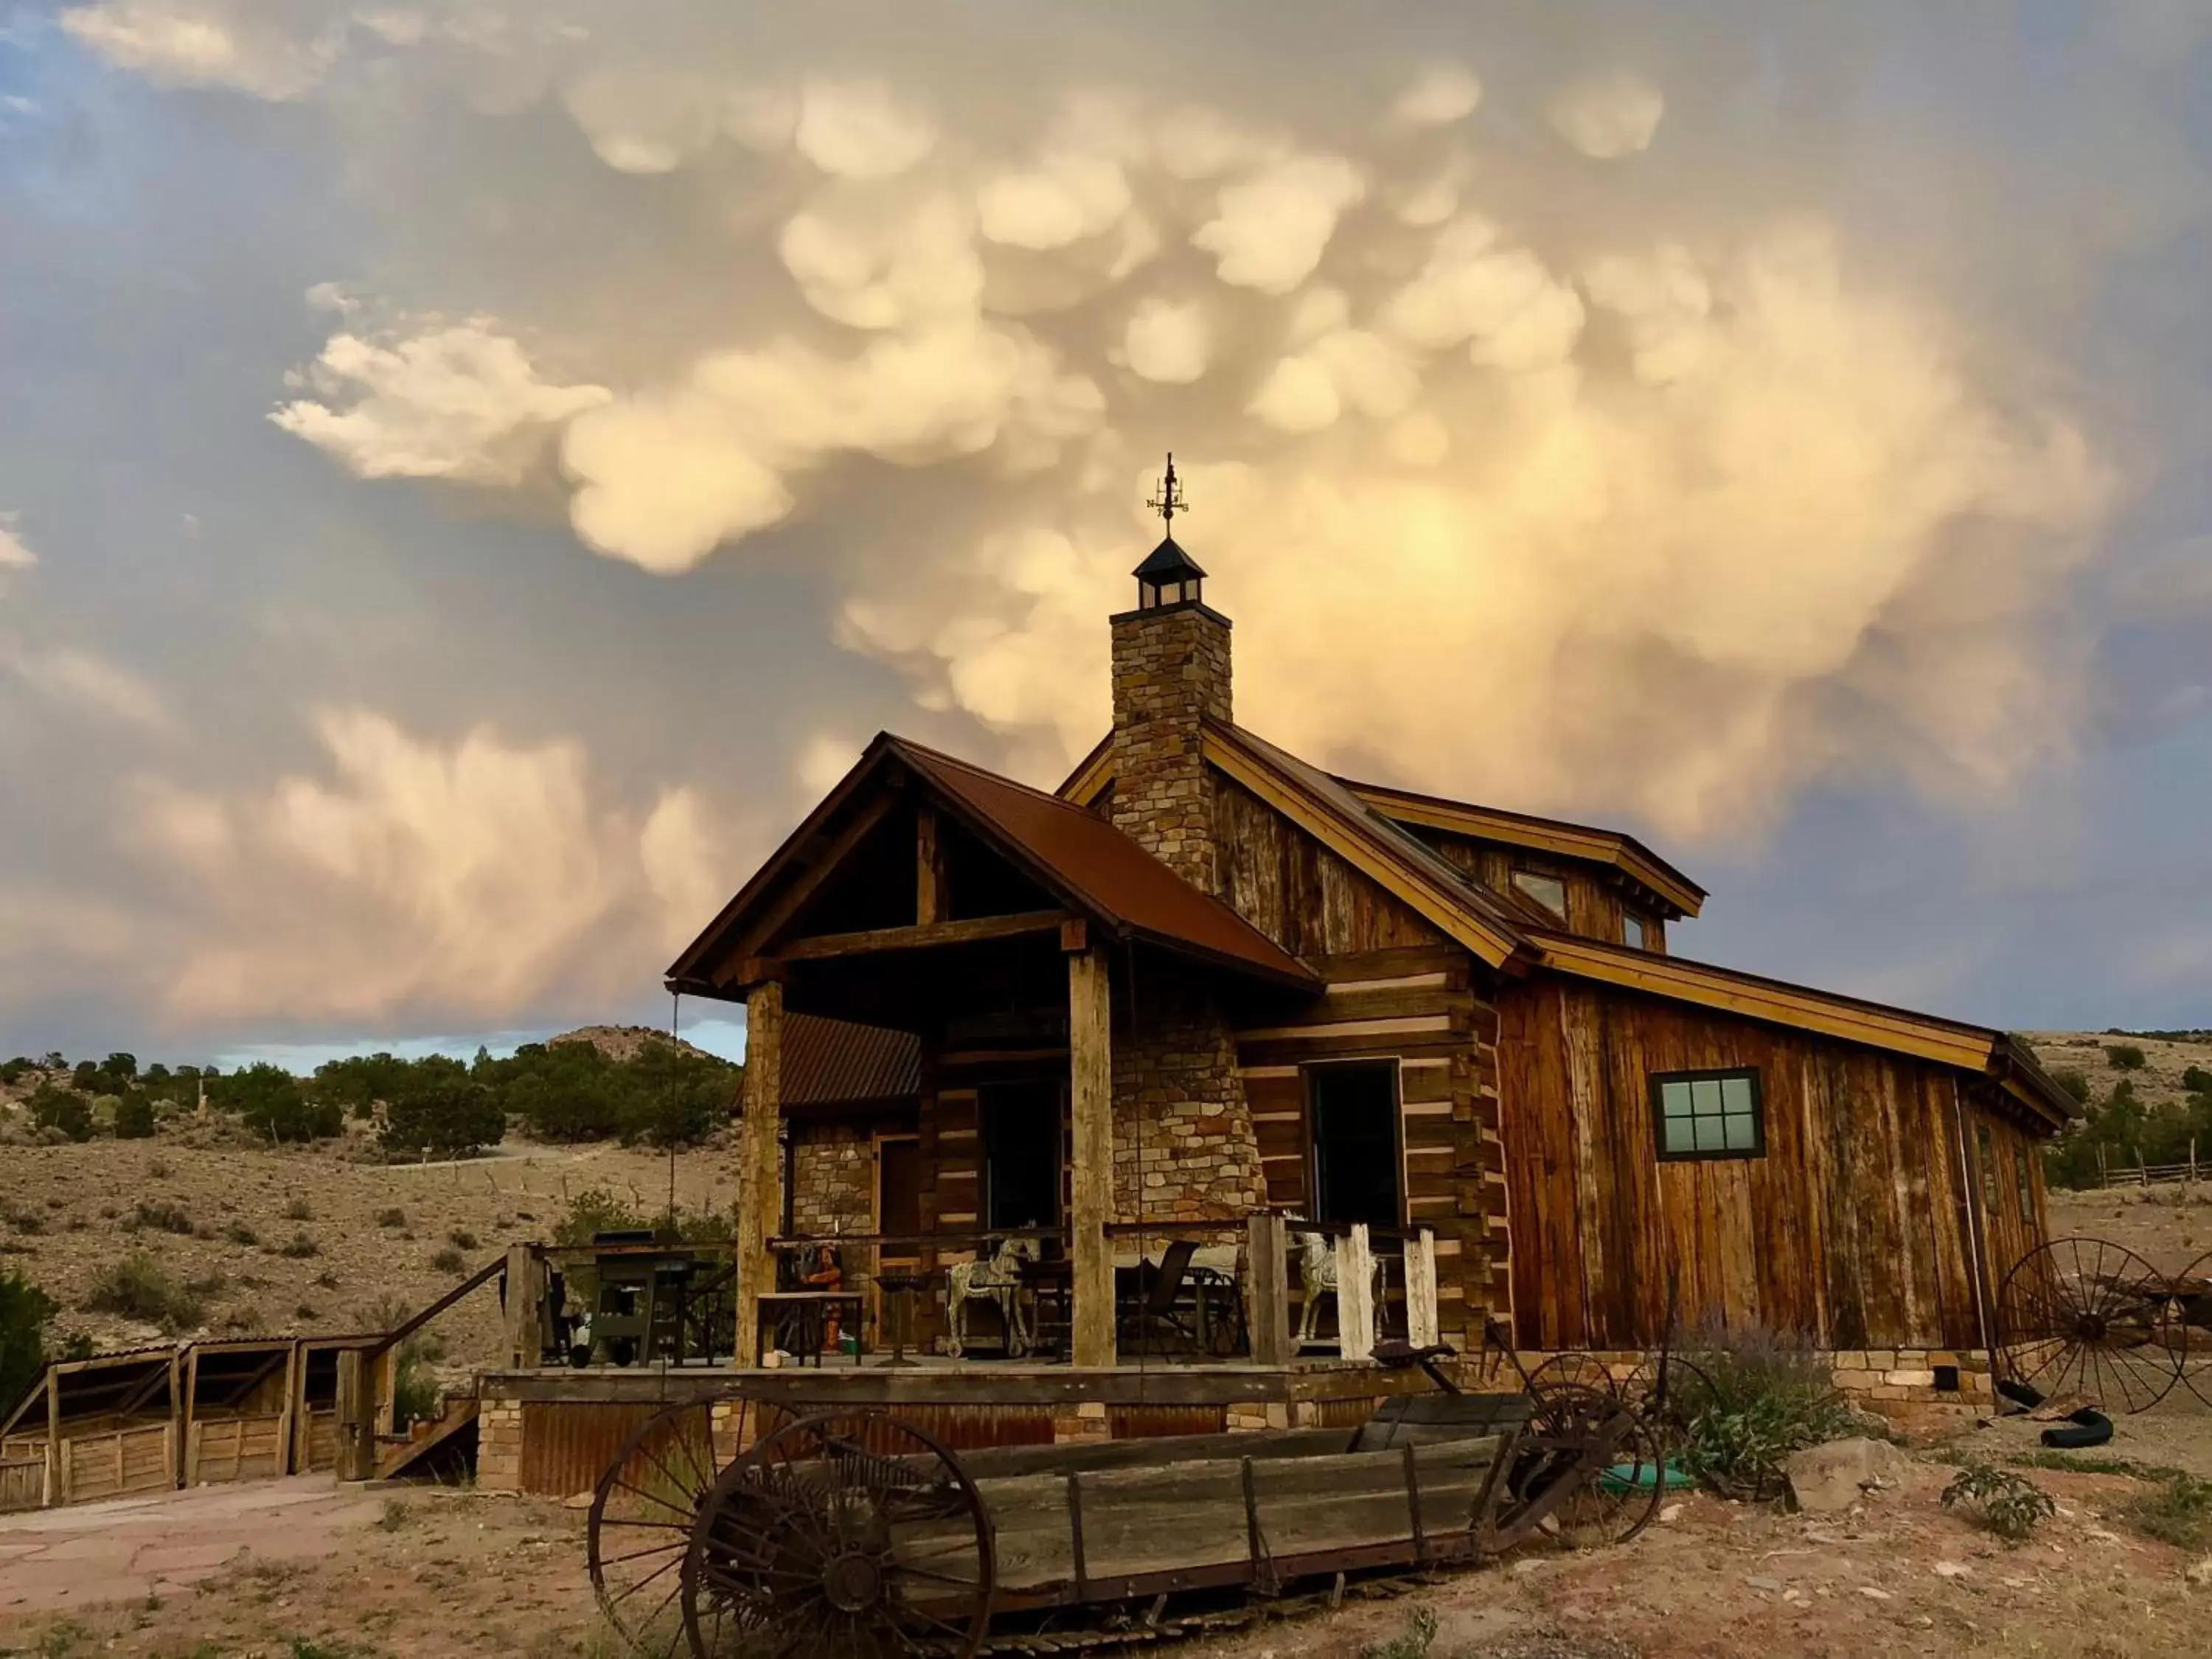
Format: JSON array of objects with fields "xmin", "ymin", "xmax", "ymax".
[
  {"xmin": 1523, "ymin": 1352, "xmax": 1620, "ymax": 1398},
  {"xmin": 681, "ymin": 1410, "xmax": 995, "ymax": 1659},
  {"xmin": 589, "ymin": 1399, "xmax": 753, "ymax": 1657},
  {"xmin": 2169, "ymin": 1251, "xmax": 2212, "ymax": 1408},
  {"xmin": 1494, "ymin": 1382, "xmax": 1665, "ymax": 1551},
  {"xmin": 1996, "ymin": 1237, "xmax": 2183, "ymax": 1415},
  {"xmin": 1618, "ymin": 1352, "xmax": 1717, "ymax": 1442}
]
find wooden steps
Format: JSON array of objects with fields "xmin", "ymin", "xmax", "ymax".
[{"xmin": 374, "ymin": 1395, "xmax": 479, "ymax": 1481}]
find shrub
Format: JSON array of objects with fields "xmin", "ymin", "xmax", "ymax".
[
  {"xmin": 2122, "ymin": 1472, "xmax": 2212, "ymax": 1552},
  {"xmin": 1361, "ymin": 1607, "xmax": 1439, "ymax": 1659},
  {"xmin": 112, "ymin": 1094, "xmax": 156, "ymax": 1139},
  {"xmin": 2186, "ymin": 1066, "xmax": 2212, "ymax": 1096},
  {"xmin": 0, "ymin": 1057, "xmax": 30, "ymax": 1086},
  {"xmin": 1675, "ymin": 1326, "xmax": 1857, "ymax": 1502},
  {"xmin": 276, "ymin": 1233, "xmax": 320, "ymax": 1259},
  {"xmin": 553, "ymin": 1186, "xmax": 647, "ymax": 1246},
  {"xmin": 0, "ymin": 1267, "xmax": 58, "ymax": 1418},
  {"xmin": 183, "ymin": 1270, "xmax": 229, "ymax": 1298},
  {"xmin": 375, "ymin": 1208, "xmax": 406, "ymax": 1229},
  {"xmin": 133, "ymin": 1200, "xmax": 195, "ymax": 1236},
  {"xmin": 224, "ymin": 1221, "xmax": 259, "ymax": 1246},
  {"xmin": 84, "ymin": 1253, "xmax": 205, "ymax": 1333},
  {"xmin": 4, "ymin": 1206, "xmax": 44, "ymax": 1236},
  {"xmin": 379, "ymin": 1071, "xmax": 505, "ymax": 1159},
  {"xmin": 2051, "ymin": 1068, "xmax": 2090, "ymax": 1105},
  {"xmin": 281, "ymin": 1197, "xmax": 313, "ymax": 1222},
  {"xmin": 2106, "ymin": 1043, "xmax": 2147, "ymax": 1071},
  {"xmin": 217, "ymin": 1064, "xmax": 341, "ymax": 1143},
  {"xmin": 1942, "ymin": 1462, "xmax": 2056, "ymax": 1544},
  {"xmin": 146, "ymin": 1155, "xmax": 171, "ymax": 1180},
  {"xmin": 28, "ymin": 1085, "xmax": 92, "ymax": 1143},
  {"xmin": 446, "ymin": 1227, "xmax": 479, "ymax": 1251},
  {"xmin": 430, "ymin": 1247, "xmax": 466, "ymax": 1274}
]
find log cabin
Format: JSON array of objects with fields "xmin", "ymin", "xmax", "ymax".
[{"xmin": 666, "ymin": 502, "xmax": 2079, "ymax": 1409}]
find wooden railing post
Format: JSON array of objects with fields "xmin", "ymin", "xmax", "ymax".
[
  {"xmin": 1246, "ymin": 1213, "xmax": 1291, "ymax": 1367},
  {"xmin": 1068, "ymin": 945, "xmax": 1116, "ymax": 1368},
  {"xmin": 1339, "ymin": 1225, "xmax": 1377, "ymax": 1363},
  {"xmin": 501, "ymin": 1244, "xmax": 545, "ymax": 1370},
  {"xmin": 1405, "ymin": 1228, "xmax": 1439, "ymax": 1349}
]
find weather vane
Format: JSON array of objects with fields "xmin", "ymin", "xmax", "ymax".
[{"xmin": 1146, "ymin": 452, "xmax": 1187, "ymax": 530}]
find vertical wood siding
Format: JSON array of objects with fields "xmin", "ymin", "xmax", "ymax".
[
  {"xmin": 1497, "ymin": 977, "xmax": 2017, "ymax": 1352},
  {"xmin": 1214, "ymin": 776, "xmax": 1449, "ymax": 958}
]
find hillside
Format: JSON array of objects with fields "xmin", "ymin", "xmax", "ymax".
[{"xmin": 2022, "ymin": 1029, "xmax": 2212, "ymax": 1118}]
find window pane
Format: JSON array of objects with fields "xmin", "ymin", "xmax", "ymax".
[
  {"xmin": 1720, "ymin": 1077, "xmax": 1753, "ymax": 1116},
  {"xmin": 1660, "ymin": 1080, "xmax": 1692, "ymax": 1119},
  {"xmin": 1663, "ymin": 1116, "xmax": 1696, "ymax": 1154},
  {"xmin": 1694, "ymin": 1116, "xmax": 1724, "ymax": 1151},
  {"xmin": 1723, "ymin": 1113, "xmax": 1756, "ymax": 1150},
  {"xmin": 1511, "ymin": 869, "xmax": 1568, "ymax": 920},
  {"xmin": 1624, "ymin": 914, "xmax": 1646, "ymax": 950},
  {"xmin": 1691, "ymin": 1077, "xmax": 1724, "ymax": 1116}
]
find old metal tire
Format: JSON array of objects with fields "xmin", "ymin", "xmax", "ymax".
[
  {"xmin": 679, "ymin": 1408, "xmax": 996, "ymax": 1659},
  {"xmin": 588, "ymin": 1398, "xmax": 751, "ymax": 1658}
]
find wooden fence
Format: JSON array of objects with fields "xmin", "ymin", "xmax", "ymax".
[
  {"xmin": 0, "ymin": 1456, "xmax": 43, "ymax": 1513},
  {"xmin": 187, "ymin": 1413, "xmax": 291, "ymax": 1485},
  {"xmin": 55, "ymin": 1424, "xmax": 175, "ymax": 1505}
]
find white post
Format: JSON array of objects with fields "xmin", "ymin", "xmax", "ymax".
[
  {"xmin": 1405, "ymin": 1228, "xmax": 1439, "ymax": 1349},
  {"xmin": 1338, "ymin": 1225, "xmax": 1377, "ymax": 1363}
]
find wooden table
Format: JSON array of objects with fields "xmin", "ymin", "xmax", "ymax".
[{"xmin": 756, "ymin": 1291, "xmax": 865, "ymax": 1367}]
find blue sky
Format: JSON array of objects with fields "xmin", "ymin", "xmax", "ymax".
[{"xmin": 2, "ymin": 2, "xmax": 2209, "ymax": 1074}]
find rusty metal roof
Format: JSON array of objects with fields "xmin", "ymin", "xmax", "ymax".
[
  {"xmin": 890, "ymin": 737, "xmax": 1317, "ymax": 989},
  {"xmin": 783, "ymin": 1012, "xmax": 922, "ymax": 1107}
]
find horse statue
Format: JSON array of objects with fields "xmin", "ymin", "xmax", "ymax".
[
  {"xmin": 946, "ymin": 1234, "xmax": 1040, "ymax": 1358},
  {"xmin": 1290, "ymin": 1220, "xmax": 1383, "ymax": 1349}
]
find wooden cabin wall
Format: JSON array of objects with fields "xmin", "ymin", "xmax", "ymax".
[
  {"xmin": 1497, "ymin": 977, "xmax": 1990, "ymax": 1353},
  {"xmin": 1967, "ymin": 1100, "xmax": 2049, "ymax": 1294},
  {"xmin": 1214, "ymin": 776, "xmax": 1452, "ymax": 958}
]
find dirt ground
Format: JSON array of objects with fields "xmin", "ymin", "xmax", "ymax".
[
  {"xmin": 4, "ymin": 1425, "xmax": 2211, "ymax": 1659},
  {"xmin": 0, "ymin": 1133, "xmax": 737, "ymax": 1377}
]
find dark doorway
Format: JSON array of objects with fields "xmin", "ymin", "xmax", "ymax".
[
  {"xmin": 980, "ymin": 1080, "xmax": 1063, "ymax": 1231},
  {"xmin": 877, "ymin": 1136, "xmax": 921, "ymax": 1246},
  {"xmin": 1309, "ymin": 1061, "xmax": 1402, "ymax": 1228}
]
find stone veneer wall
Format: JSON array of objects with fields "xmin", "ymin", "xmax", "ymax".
[
  {"xmin": 1110, "ymin": 961, "xmax": 1265, "ymax": 1221},
  {"xmin": 1499, "ymin": 1346, "xmax": 1997, "ymax": 1415},
  {"xmin": 1108, "ymin": 602, "xmax": 1231, "ymax": 893},
  {"xmin": 789, "ymin": 1121, "xmax": 874, "ymax": 1236}
]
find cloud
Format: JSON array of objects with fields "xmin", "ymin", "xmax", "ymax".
[
  {"xmin": 1380, "ymin": 217, "xmax": 1586, "ymax": 371},
  {"xmin": 1121, "ymin": 297, "xmax": 1211, "ymax": 383},
  {"xmin": 1, "ymin": 645, "xmax": 173, "ymax": 731},
  {"xmin": 793, "ymin": 77, "xmax": 936, "ymax": 179},
  {"xmin": 272, "ymin": 321, "xmax": 613, "ymax": 484},
  {"xmin": 1192, "ymin": 154, "xmax": 1366, "ymax": 293},
  {"xmin": 131, "ymin": 709, "xmax": 734, "ymax": 1023},
  {"xmin": 1391, "ymin": 63, "xmax": 1481, "ymax": 128},
  {"xmin": 561, "ymin": 64, "xmax": 794, "ymax": 173},
  {"xmin": 62, "ymin": 1, "xmax": 343, "ymax": 100},
  {"xmin": 0, "ymin": 512, "xmax": 33, "ymax": 572},
  {"xmin": 1547, "ymin": 69, "xmax": 1666, "ymax": 159}
]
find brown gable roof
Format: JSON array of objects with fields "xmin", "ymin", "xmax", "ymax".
[{"xmin": 667, "ymin": 732, "xmax": 1318, "ymax": 995}]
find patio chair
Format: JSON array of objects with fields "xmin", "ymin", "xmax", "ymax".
[{"xmin": 1116, "ymin": 1238, "xmax": 1200, "ymax": 1355}]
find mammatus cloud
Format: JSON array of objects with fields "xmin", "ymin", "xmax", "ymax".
[
  {"xmin": 125, "ymin": 710, "xmax": 742, "ymax": 1024},
  {"xmin": 44, "ymin": 1, "xmax": 2198, "ymax": 1041},
  {"xmin": 0, "ymin": 512, "xmax": 35, "ymax": 573},
  {"xmin": 271, "ymin": 323, "xmax": 612, "ymax": 485},
  {"xmin": 1545, "ymin": 69, "xmax": 1666, "ymax": 159}
]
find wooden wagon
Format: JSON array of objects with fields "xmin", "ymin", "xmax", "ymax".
[{"xmin": 587, "ymin": 1355, "xmax": 1668, "ymax": 1658}]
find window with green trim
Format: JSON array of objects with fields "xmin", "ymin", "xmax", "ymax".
[{"xmin": 1650, "ymin": 1068, "xmax": 1764, "ymax": 1161}]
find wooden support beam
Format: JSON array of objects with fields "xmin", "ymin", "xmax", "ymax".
[
  {"xmin": 1068, "ymin": 947, "xmax": 1116, "ymax": 1368},
  {"xmin": 1405, "ymin": 1228, "xmax": 1439, "ymax": 1348},
  {"xmin": 916, "ymin": 806, "xmax": 944, "ymax": 925},
  {"xmin": 334, "ymin": 1349, "xmax": 374, "ymax": 1483},
  {"xmin": 779, "ymin": 910, "xmax": 1072, "ymax": 960},
  {"xmin": 1339, "ymin": 1225, "xmax": 1377, "ymax": 1363},
  {"xmin": 717, "ymin": 792, "xmax": 897, "ymax": 981},
  {"xmin": 1246, "ymin": 1212, "xmax": 1292, "ymax": 1367},
  {"xmin": 735, "ymin": 981, "xmax": 785, "ymax": 1366}
]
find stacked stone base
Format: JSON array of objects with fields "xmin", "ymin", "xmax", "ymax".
[{"xmin": 1499, "ymin": 1347, "xmax": 1997, "ymax": 1415}]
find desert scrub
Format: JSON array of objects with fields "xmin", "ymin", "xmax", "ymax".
[
  {"xmin": 281, "ymin": 1197, "xmax": 313, "ymax": 1222},
  {"xmin": 277, "ymin": 1231, "xmax": 321, "ymax": 1259},
  {"xmin": 1360, "ymin": 1606, "xmax": 1439, "ymax": 1659},
  {"xmin": 131, "ymin": 1199, "xmax": 195, "ymax": 1236},
  {"xmin": 375, "ymin": 1207, "xmax": 406, "ymax": 1228},
  {"xmin": 2123, "ymin": 1472, "xmax": 2212, "ymax": 1552},
  {"xmin": 223, "ymin": 1221, "xmax": 260, "ymax": 1247},
  {"xmin": 83, "ymin": 1253, "xmax": 205, "ymax": 1332},
  {"xmin": 1675, "ymin": 1326, "xmax": 1857, "ymax": 1501},
  {"xmin": 1942, "ymin": 1461, "xmax": 2056, "ymax": 1544},
  {"xmin": 431, "ymin": 1245, "xmax": 467, "ymax": 1274},
  {"xmin": 447, "ymin": 1226, "xmax": 479, "ymax": 1250}
]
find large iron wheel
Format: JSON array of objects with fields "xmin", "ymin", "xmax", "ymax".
[
  {"xmin": 1493, "ymin": 1382, "xmax": 1664, "ymax": 1551},
  {"xmin": 1996, "ymin": 1237, "xmax": 2183, "ymax": 1415},
  {"xmin": 2169, "ymin": 1250, "xmax": 2212, "ymax": 1408},
  {"xmin": 681, "ymin": 1410, "xmax": 995, "ymax": 1659},
  {"xmin": 590, "ymin": 1399, "xmax": 754, "ymax": 1658}
]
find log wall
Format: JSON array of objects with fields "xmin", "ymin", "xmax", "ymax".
[{"xmin": 1497, "ymin": 975, "xmax": 2046, "ymax": 1352}]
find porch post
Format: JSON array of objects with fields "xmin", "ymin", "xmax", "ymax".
[
  {"xmin": 735, "ymin": 978, "xmax": 785, "ymax": 1366},
  {"xmin": 1246, "ymin": 1212, "xmax": 1292, "ymax": 1366},
  {"xmin": 1068, "ymin": 945, "xmax": 1116, "ymax": 1368}
]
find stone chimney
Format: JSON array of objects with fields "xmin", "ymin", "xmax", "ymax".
[{"xmin": 1109, "ymin": 512, "xmax": 1230, "ymax": 893}]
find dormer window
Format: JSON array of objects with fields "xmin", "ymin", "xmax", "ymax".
[
  {"xmin": 1510, "ymin": 868, "xmax": 1567, "ymax": 922},
  {"xmin": 1624, "ymin": 912, "xmax": 1648, "ymax": 950}
]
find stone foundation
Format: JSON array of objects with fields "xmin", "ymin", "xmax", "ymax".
[
  {"xmin": 475, "ymin": 1397, "xmax": 523, "ymax": 1492},
  {"xmin": 1498, "ymin": 1347, "xmax": 1997, "ymax": 1415}
]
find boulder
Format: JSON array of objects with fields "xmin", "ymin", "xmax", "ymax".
[{"xmin": 1784, "ymin": 1436, "xmax": 1912, "ymax": 1514}]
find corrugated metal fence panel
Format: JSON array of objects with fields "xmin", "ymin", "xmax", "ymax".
[
  {"xmin": 520, "ymin": 1402, "xmax": 662, "ymax": 1498},
  {"xmin": 1107, "ymin": 1405, "xmax": 1227, "ymax": 1439},
  {"xmin": 1312, "ymin": 1396, "xmax": 1382, "ymax": 1430},
  {"xmin": 0, "ymin": 1458, "xmax": 41, "ymax": 1513},
  {"xmin": 753, "ymin": 1402, "xmax": 1056, "ymax": 1453}
]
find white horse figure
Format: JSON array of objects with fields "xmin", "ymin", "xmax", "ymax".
[
  {"xmin": 946, "ymin": 1234, "xmax": 1040, "ymax": 1359},
  {"xmin": 1292, "ymin": 1222, "xmax": 1383, "ymax": 1349}
]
